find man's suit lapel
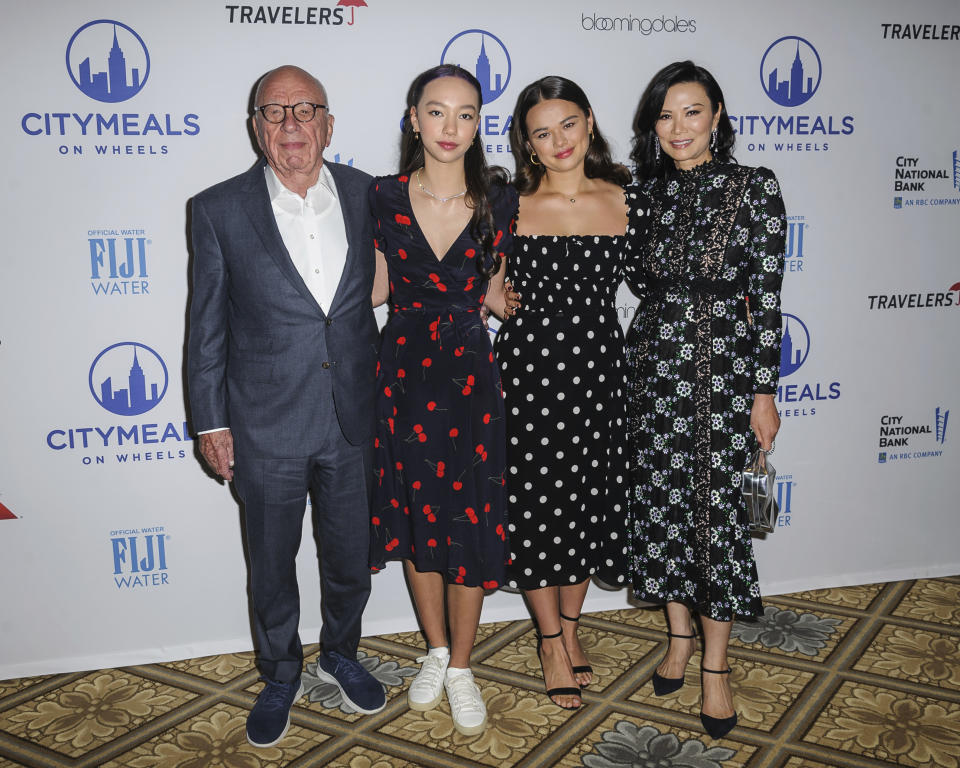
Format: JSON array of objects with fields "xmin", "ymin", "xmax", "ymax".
[
  {"xmin": 240, "ymin": 160, "xmax": 325, "ymax": 315},
  {"xmin": 326, "ymin": 162, "xmax": 363, "ymax": 315}
]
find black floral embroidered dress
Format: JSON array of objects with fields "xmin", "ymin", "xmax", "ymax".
[
  {"xmin": 625, "ymin": 161, "xmax": 786, "ymax": 620},
  {"xmin": 368, "ymin": 174, "xmax": 515, "ymax": 588}
]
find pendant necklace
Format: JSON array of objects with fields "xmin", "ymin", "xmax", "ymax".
[{"xmin": 416, "ymin": 169, "xmax": 467, "ymax": 203}]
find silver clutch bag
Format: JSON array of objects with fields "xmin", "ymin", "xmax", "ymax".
[{"xmin": 741, "ymin": 447, "xmax": 778, "ymax": 533}]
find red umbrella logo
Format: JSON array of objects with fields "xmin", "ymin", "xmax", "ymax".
[
  {"xmin": 950, "ymin": 282, "xmax": 960, "ymax": 307},
  {"xmin": 337, "ymin": 0, "xmax": 367, "ymax": 25},
  {"xmin": 0, "ymin": 501, "xmax": 17, "ymax": 520}
]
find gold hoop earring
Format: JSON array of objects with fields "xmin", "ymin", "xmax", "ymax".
[
  {"xmin": 589, "ymin": 130, "xmax": 595, "ymax": 143},
  {"xmin": 414, "ymin": 131, "xmax": 420, "ymax": 141},
  {"xmin": 529, "ymin": 151, "xmax": 540, "ymax": 166}
]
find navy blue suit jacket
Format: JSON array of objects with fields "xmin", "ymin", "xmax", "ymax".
[{"xmin": 187, "ymin": 159, "xmax": 379, "ymax": 456}]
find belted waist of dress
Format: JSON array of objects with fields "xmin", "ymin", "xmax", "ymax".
[
  {"xmin": 392, "ymin": 305, "xmax": 478, "ymax": 315},
  {"xmin": 390, "ymin": 305, "xmax": 482, "ymax": 350},
  {"xmin": 644, "ymin": 273, "xmax": 746, "ymax": 299}
]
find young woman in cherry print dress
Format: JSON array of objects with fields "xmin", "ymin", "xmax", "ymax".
[{"xmin": 368, "ymin": 65, "xmax": 517, "ymax": 736}]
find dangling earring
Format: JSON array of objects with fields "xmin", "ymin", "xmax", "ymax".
[
  {"xmin": 529, "ymin": 151, "xmax": 541, "ymax": 166},
  {"xmin": 654, "ymin": 139, "xmax": 661, "ymax": 162},
  {"xmin": 710, "ymin": 128, "xmax": 718, "ymax": 150},
  {"xmin": 414, "ymin": 131, "xmax": 420, "ymax": 142},
  {"xmin": 589, "ymin": 130, "xmax": 595, "ymax": 143}
]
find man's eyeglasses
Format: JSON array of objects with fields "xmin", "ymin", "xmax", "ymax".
[{"xmin": 255, "ymin": 102, "xmax": 327, "ymax": 124}]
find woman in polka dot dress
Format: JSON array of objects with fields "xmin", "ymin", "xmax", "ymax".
[
  {"xmin": 625, "ymin": 61, "xmax": 785, "ymax": 739},
  {"xmin": 495, "ymin": 76, "xmax": 651, "ymax": 709},
  {"xmin": 369, "ymin": 65, "xmax": 517, "ymax": 735}
]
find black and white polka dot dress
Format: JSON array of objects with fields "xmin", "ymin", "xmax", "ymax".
[{"xmin": 494, "ymin": 186, "xmax": 650, "ymax": 590}]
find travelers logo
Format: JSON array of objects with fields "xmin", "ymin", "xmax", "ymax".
[
  {"xmin": 0, "ymin": 501, "xmax": 17, "ymax": 520},
  {"xmin": 779, "ymin": 313, "xmax": 810, "ymax": 377},
  {"xmin": 66, "ymin": 20, "xmax": 149, "ymax": 103},
  {"xmin": 89, "ymin": 342, "xmax": 168, "ymax": 416},
  {"xmin": 760, "ymin": 36, "xmax": 821, "ymax": 107},
  {"xmin": 441, "ymin": 30, "xmax": 511, "ymax": 105}
]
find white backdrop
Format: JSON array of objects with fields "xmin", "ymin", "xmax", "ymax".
[{"xmin": 1, "ymin": 0, "xmax": 958, "ymax": 679}]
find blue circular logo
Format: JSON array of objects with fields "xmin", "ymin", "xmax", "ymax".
[
  {"xmin": 779, "ymin": 313, "xmax": 810, "ymax": 377},
  {"xmin": 760, "ymin": 36, "xmax": 821, "ymax": 107},
  {"xmin": 89, "ymin": 342, "xmax": 168, "ymax": 416},
  {"xmin": 440, "ymin": 29, "xmax": 511, "ymax": 105},
  {"xmin": 66, "ymin": 20, "xmax": 150, "ymax": 103}
]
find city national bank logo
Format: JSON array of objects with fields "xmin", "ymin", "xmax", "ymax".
[
  {"xmin": 777, "ymin": 313, "xmax": 840, "ymax": 417},
  {"xmin": 0, "ymin": 501, "xmax": 17, "ymax": 521},
  {"xmin": 66, "ymin": 21, "xmax": 149, "ymax": 103},
  {"xmin": 728, "ymin": 36, "xmax": 853, "ymax": 155},
  {"xmin": 90, "ymin": 342, "xmax": 167, "ymax": 416},
  {"xmin": 89, "ymin": 229, "xmax": 151, "ymax": 296},
  {"xmin": 111, "ymin": 526, "xmax": 169, "ymax": 589},
  {"xmin": 46, "ymin": 341, "xmax": 192, "ymax": 466},
  {"xmin": 440, "ymin": 30, "xmax": 513, "ymax": 155},
  {"xmin": 877, "ymin": 407, "xmax": 949, "ymax": 464},
  {"xmin": 890, "ymin": 151, "xmax": 960, "ymax": 208},
  {"xmin": 20, "ymin": 20, "xmax": 198, "ymax": 157},
  {"xmin": 760, "ymin": 36, "xmax": 820, "ymax": 107}
]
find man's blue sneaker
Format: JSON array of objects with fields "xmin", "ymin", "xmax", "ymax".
[
  {"xmin": 246, "ymin": 677, "xmax": 304, "ymax": 747},
  {"xmin": 315, "ymin": 651, "xmax": 386, "ymax": 714}
]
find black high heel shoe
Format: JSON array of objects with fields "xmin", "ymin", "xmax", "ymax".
[
  {"xmin": 536, "ymin": 630, "xmax": 582, "ymax": 709},
  {"xmin": 700, "ymin": 666, "xmax": 738, "ymax": 739},
  {"xmin": 651, "ymin": 630, "xmax": 696, "ymax": 696},
  {"xmin": 559, "ymin": 612, "xmax": 593, "ymax": 684}
]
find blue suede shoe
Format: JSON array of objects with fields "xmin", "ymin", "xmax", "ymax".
[
  {"xmin": 246, "ymin": 678, "xmax": 304, "ymax": 748},
  {"xmin": 315, "ymin": 651, "xmax": 386, "ymax": 714}
]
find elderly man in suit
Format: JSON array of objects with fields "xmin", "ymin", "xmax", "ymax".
[{"xmin": 187, "ymin": 65, "xmax": 384, "ymax": 748}]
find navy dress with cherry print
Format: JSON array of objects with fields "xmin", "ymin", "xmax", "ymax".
[{"xmin": 369, "ymin": 174, "xmax": 515, "ymax": 588}]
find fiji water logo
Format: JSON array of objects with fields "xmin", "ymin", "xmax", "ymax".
[
  {"xmin": 66, "ymin": 21, "xmax": 149, "ymax": 103},
  {"xmin": 0, "ymin": 501, "xmax": 17, "ymax": 520},
  {"xmin": 441, "ymin": 30, "xmax": 511, "ymax": 105},
  {"xmin": 89, "ymin": 342, "xmax": 168, "ymax": 416},
  {"xmin": 779, "ymin": 313, "xmax": 810, "ymax": 377},
  {"xmin": 89, "ymin": 230, "xmax": 150, "ymax": 296},
  {"xmin": 936, "ymin": 407, "xmax": 950, "ymax": 444},
  {"xmin": 761, "ymin": 36, "xmax": 821, "ymax": 107},
  {"xmin": 111, "ymin": 526, "xmax": 169, "ymax": 588},
  {"xmin": 775, "ymin": 474, "xmax": 795, "ymax": 527}
]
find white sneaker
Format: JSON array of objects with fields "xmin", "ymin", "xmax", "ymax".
[
  {"xmin": 408, "ymin": 647, "xmax": 449, "ymax": 711},
  {"xmin": 444, "ymin": 667, "xmax": 487, "ymax": 735}
]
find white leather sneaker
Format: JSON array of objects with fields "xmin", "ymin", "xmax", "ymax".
[
  {"xmin": 444, "ymin": 667, "xmax": 487, "ymax": 735},
  {"xmin": 408, "ymin": 647, "xmax": 449, "ymax": 711}
]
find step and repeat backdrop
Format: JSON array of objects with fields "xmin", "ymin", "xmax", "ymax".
[{"xmin": 1, "ymin": 0, "xmax": 958, "ymax": 678}]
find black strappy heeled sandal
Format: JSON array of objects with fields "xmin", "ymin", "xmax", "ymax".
[
  {"xmin": 700, "ymin": 666, "xmax": 738, "ymax": 739},
  {"xmin": 536, "ymin": 630, "xmax": 582, "ymax": 709},
  {"xmin": 651, "ymin": 630, "xmax": 697, "ymax": 696},
  {"xmin": 559, "ymin": 612, "xmax": 594, "ymax": 683}
]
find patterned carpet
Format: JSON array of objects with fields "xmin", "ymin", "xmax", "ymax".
[{"xmin": 1, "ymin": 577, "xmax": 959, "ymax": 767}]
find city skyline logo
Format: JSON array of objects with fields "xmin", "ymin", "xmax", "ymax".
[
  {"xmin": 440, "ymin": 29, "xmax": 511, "ymax": 105},
  {"xmin": 779, "ymin": 313, "xmax": 810, "ymax": 377},
  {"xmin": 89, "ymin": 342, "xmax": 168, "ymax": 417},
  {"xmin": 0, "ymin": 501, "xmax": 17, "ymax": 520},
  {"xmin": 936, "ymin": 407, "xmax": 950, "ymax": 444},
  {"xmin": 66, "ymin": 20, "xmax": 149, "ymax": 103},
  {"xmin": 760, "ymin": 36, "xmax": 821, "ymax": 107}
]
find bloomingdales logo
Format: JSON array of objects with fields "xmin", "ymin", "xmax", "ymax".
[{"xmin": 580, "ymin": 13, "xmax": 696, "ymax": 34}]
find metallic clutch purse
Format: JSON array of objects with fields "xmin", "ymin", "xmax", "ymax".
[{"xmin": 740, "ymin": 447, "xmax": 778, "ymax": 533}]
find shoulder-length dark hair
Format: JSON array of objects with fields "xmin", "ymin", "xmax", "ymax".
[
  {"xmin": 399, "ymin": 64, "xmax": 508, "ymax": 279},
  {"xmin": 509, "ymin": 75, "xmax": 631, "ymax": 196},
  {"xmin": 630, "ymin": 60, "xmax": 736, "ymax": 181}
]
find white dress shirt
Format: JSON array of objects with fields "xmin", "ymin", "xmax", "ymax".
[{"xmin": 264, "ymin": 163, "xmax": 349, "ymax": 314}]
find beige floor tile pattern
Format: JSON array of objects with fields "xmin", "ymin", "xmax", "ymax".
[{"xmin": 1, "ymin": 577, "xmax": 958, "ymax": 767}]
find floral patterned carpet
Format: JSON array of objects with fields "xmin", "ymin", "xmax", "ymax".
[{"xmin": 1, "ymin": 577, "xmax": 958, "ymax": 767}]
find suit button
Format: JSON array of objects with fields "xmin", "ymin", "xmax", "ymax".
[
  {"xmin": 326, "ymin": 318, "xmax": 333, "ymax": 326},
  {"xmin": 322, "ymin": 362, "xmax": 331, "ymax": 369}
]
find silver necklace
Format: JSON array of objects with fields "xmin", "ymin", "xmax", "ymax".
[{"xmin": 416, "ymin": 168, "xmax": 467, "ymax": 203}]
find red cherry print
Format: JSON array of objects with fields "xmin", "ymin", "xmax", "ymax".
[
  {"xmin": 423, "ymin": 504, "xmax": 431, "ymax": 516},
  {"xmin": 404, "ymin": 506, "xmax": 410, "ymax": 515},
  {"xmin": 466, "ymin": 507, "xmax": 479, "ymax": 524},
  {"xmin": 389, "ymin": 281, "xmax": 395, "ymax": 293},
  {"xmin": 449, "ymin": 428, "xmax": 459, "ymax": 438},
  {"xmin": 427, "ymin": 538, "xmax": 437, "ymax": 548},
  {"xmin": 458, "ymin": 566, "xmax": 466, "ymax": 575},
  {"xmin": 452, "ymin": 481, "xmax": 462, "ymax": 491},
  {"xmin": 467, "ymin": 375, "xmax": 475, "ymax": 386},
  {"xmin": 427, "ymin": 514, "xmax": 436, "ymax": 523},
  {"xmin": 374, "ymin": 437, "xmax": 380, "ymax": 448},
  {"xmin": 398, "ymin": 175, "xmax": 409, "ymax": 183},
  {"xmin": 413, "ymin": 424, "xmax": 423, "ymax": 433},
  {"xmin": 376, "ymin": 361, "xmax": 381, "ymax": 375},
  {"xmin": 385, "ymin": 537, "xmax": 399, "ymax": 551},
  {"xmin": 428, "ymin": 273, "xmax": 440, "ymax": 284},
  {"xmin": 436, "ymin": 461, "xmax": 445, "ymax": 477},
  {"xmin": 384, "ymin": 386, "xmax": 392, "ymax": 397},
  {"xmin": 464, "ymin": 277, "xmax": 476, "ymax": 291},
  {"xmin": 482, "ymin": 451, "xmax": 488, "ymax": 461},
  {"xmin": 436, "ymin": 282, "xmax": 447, "ymax": 292},
  {"xmin": 454, "ymin": 346, "xmax": 464, "ymax": 357},
  {"xmin": 465, "ymin": 248, "xmax": 476, "ymax": 259},
  {"xmin": 493, "ymin": 229, "xmax": 503, "ymax": 246},
  {"xmin": 390, "ymin": 498, "xmax": 400, "ymax": 508},
  {"xmin": 395, "ymin": 213, "xmax": 411, "ymax": 226},
  {"xmin": 462, "ymin": 385, "xmax": 472, "ymax": 396},
  {"xmin": 402, "ymin": 276, "xmax": 411, "ymax": 283},
  {"xmin": 488, "ymin": 352, "xmax": 494, "ymax": 363},
  {"xmin": 456, "ymin": 575, "xmax": 464, "ymax": 584},
  {"xmin": 418, "ymin": 434, "xmax": 427, "ymax": 442},
  {"xmin": 372, "ymin": 516, "xmax": 381, "ymax": 526},
  {"xmin": 483, "ymin": 413, "xmax": 491, "ymax": 424},
  {"xmin": 427, "ymin": 401, "xmax": 437, "ymax": 411},
  {"xmin": 422, "ymin": 357, "xmax": 432, "ymax": 368},
  {"xmin": 398, "ymin": 248, "xmax": 408, "ymax": 260},
  {"xmin": 396, "ymin": 461, "xmax": 403, "ymax": 471},
  {"xmin": 447, "ymin": 536, "xmax": 452, "ymax": 545},
  {"xmin": 398, "ymin": 369, "xmax": 406, "ymax": 379},
  {"xmin": 412, "ymin": 480, "xmax": 421, "ymax": 490},
  {"xmin": 397, "ymin": 336, "xmax": 406, "ymax": 347},
  {"xmin": 475, "ymin": 444, "xmax": 485, "ymax": 455},
  {"xmin": 413, "ymin": 301, "xmax": 422, "ymax": 308},
  {"xmin": 483, "ymin": 580, "xmax": 499, "ymax": 589},
  {"xmin": 484, "ymin": 503, "xmax": 491, "ymax": 513},
  {"xmin": 388, "ymin": 417, "xmax": 395, "ymax": 434}
]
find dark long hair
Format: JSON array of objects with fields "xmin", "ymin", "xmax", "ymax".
[
  {"xmin": 630, "ymin": 60, "xmax": 736, "ymax": 181},
  {"xmin": 399, "ymin": 64, "xmax": 508, "ymax": 279},
  {"xmin": 509, "ymin": 75, "xmax": 631, "ymax": 195}
]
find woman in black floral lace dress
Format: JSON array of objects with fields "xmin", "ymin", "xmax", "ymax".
[{"xmin": 625, "ymin": 61, "xmax": 786, "ymax": 739}]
